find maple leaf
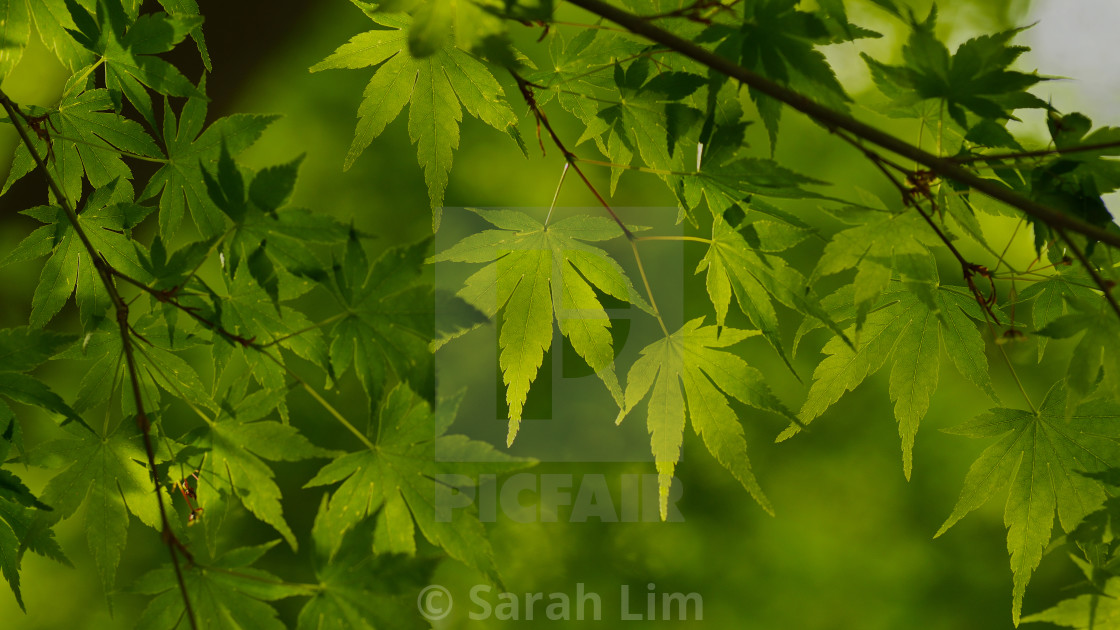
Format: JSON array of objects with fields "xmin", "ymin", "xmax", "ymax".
[
  {"xmin": 29, "ymin": 418, "xmax": 162, "ymax": 595},
  {"xmin": 0, "ymin": 493, "xmax": 69, "ymax": 611},
  {"xmin": 1022, "ymin": 575, "xmax": 1120, "ymax": 629},
  {"xmin": 134, "ymin": 541, "xmax": 314, "ymax": 630},
  {"xmin": 1035, "ymin": 292, "xmax": 1120, "ymax": 415},
  {"xmin": 2, "ymin": 87, "xmax": 160, "ymax": 203},
  {"xmin": 793, "ymin": 283, "xmax": 995, "ymax": 478},
  {"xmin": 431, "ymin": 208, "xmax": 651, "ymax": 444},
  {"xmin": 57, "ymin": 312, "xmax": 214, "ymax": 420},
  {"xmin": 0, "ymin": 0, "xmax": 98, "ymax": 73},
  {"xmin": 811, "ymin": 204, "xmax": 943, "ymax": 331},
  {"xmin": 203, "ymin": 262, "xmax": 330, "ymax": 403},
  {"xmin": 7, "ymin": 180, "xmax": 151, "ymax": 331},
  {"xmin": 936, "ymin": 388, "xmax": 1120, "ymax": 623},
  {"xmin": 1026, "ymin": 112, "xmax": 1120, "ymax": 252},
  {"xmin": 323, "ymin": 234, "xmax": 446, "ymax": 409},
  {"xmin": 596, "ymin": 59, "xmax": 704, "ymax": 198},
  {"xmin": 681, "ymin": 155, "xmax": 835, "ymax": 218},
  {"xmin": 0, "ymin": 326, "xmax": 83, "ymax": 430},
  {"xmin": 699, "ymin": 218, "xmax": 845, "ymax": 373},
  {"xmin": 185, "ymin": 387, "xmax": 338, "ymax": 551},
  {"xmin": 862, "ymin": 6, "xmax": 1047, "ymax": 128},
  {"xmin": 310, "ymin": 12, "xmax": 521, "ymax": 229},
  {"xmin": 207, "ymin": 148, "xmax": 347, "ymax": 301},
  {"xmin": 696, "ymin": 0, "xmax": 860, "ymax": 149},
  {"xmin": 297, "ymin": 496, "xmax": 435, "ymax": 630},
  {"xmin": 0, "ymin": 326, "xmax": 78, "ymax": 607},
  {"xmin": 64, "ymin": 0, "xmax": 204, "ymax": 125},
  {"xmin": 140, "ymin": 82, "xmax": 278, "ymax": 239},
  {"xmin": 616, "ymin": 318, "xmax": 798, "ymax": 519},
  {"xmin": 304, "ymin": 384, "xmax": 532, "ymax": 582},
  {"xmin": 1017, "ymin": 271, "xmax": 1099, "ymax": 361}
]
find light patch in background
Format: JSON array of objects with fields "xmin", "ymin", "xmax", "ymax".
[
  {"xmin": 1022, "ymin": 0, "xmax": 1120, "ymax": 221},
  {"xmin": 1024, "ymin": 0, "xmax": 1120, "ymax": 123}
]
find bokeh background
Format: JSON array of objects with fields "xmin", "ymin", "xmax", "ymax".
[{"xmin": 1, "ymin": 0, "xmax": 1116, "ymax": 627}]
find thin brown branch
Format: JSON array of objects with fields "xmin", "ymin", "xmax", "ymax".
[
  {"xmin": 1054, "ymin": 226, "xmax": 1120, "ymax": 321},
  {"xmin": 835, "ymin": 130, "xmax": 1002, "ymax": 324},
  {"xmin": 510, "ymin": 70, "xmax": 635, "ymax": 240},
  {"xmin": 0, "ymin": 90, "xmax": 199, "ymax": 630},
  {"xmin": 950, "ymin": 139, "xmax": 1120, "ymax": 165},
  {"xmin": 110, "ymin": 270, "xmax": 259, "ymax": 349}
]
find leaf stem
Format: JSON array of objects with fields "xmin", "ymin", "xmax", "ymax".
[
  {"xmin": 260, "ymin": 311, "xmax": 349, "ymax": 348},
  {"xmin": 630, "ymin": 240, "xmax": 669, "ymax": 336},
  {"xmin": 577, "ymin": 157, "xmax": 690, "ymax": 177},
  {"xmin": 258, "ymin": 350, "xmax": 376, "ymax": 451},
  {"xmin": 948, "ymin": 139, "xmax": 1120, "ymax": 164},
  {"xmin": 544, "ymin": 162, "xmax": 569, "ymax": 227},
  {"xmin": 61, "ymin": 57, "xmax": 106, "ymax": 100},
  {"xmin": 635, "ymin": 235, "xmax": 711, "ymax": 244},
  {"xmin": 1054, "ymin": 226, "xmax": 1120, "ymax": 321}
]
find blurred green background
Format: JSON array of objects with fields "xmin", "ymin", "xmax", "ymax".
[{"xmin": 0, "ymin": 0, "xmax": 1108, "ymax": 627}]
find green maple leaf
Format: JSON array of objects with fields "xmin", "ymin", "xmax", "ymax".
[
  {"xmin": 323, "ymin": 234, "xmax": 443, "ymax": 408},
  {"xmin": 597, "ymin": 60, "xmax": 704, "ymax": 199},
  {"xmin": 186, "ymin": 387, "xmax": 338, "ymax": 550},
  {"xmin": 134, "ymin": 541, "xmax": 314, "ymax": 630},
  {"xmin": 1022, "ymin": 575, "xmax": 1120, "ymax": 628},
  {"xmin": 697, "ymin": 0, "xmax": 857, "ymax": 149},
  {"xmin": 311, "ymin": 11, "xmax": 521, "ymax": 229},
  {"xmin": 214, "ymin": 150, "xmax": 347, "ymax": 294},
  {"xmin": 1035, "ymin": 293, "xmax": 1120, "ymax": 415},
  {"xmin": 0, "ymin": 0, "xmax": 98, "ymax": 74},
  {"xmin": 64, "ymin": 0, "xmax": 204, "ymax": 125},
  {"xmin": 140, "ymin": 82, "xmax": 278, "ymax": 239},
  {"xmin": 793, "ymin": 283, "xmax": 995, "ymax": 478},
  {"xmin": 681, "ymin": 155, "xmax": 835, "ymax": 218},
  {"xmin": 305, "ymin": 384, "xmax": 532, "ymax": 582},
  {"xmin": 29, "ymin": 418, "xmax": 162, "ymax": 595},
  {"xmin": 9, "ymin": 180, "xmax": 152, "ymax": 331},
  {"xmin": 431, "ymin": 209, "xmax": 651, "ymax": 444},
  {"xmin": 379, "ymin": 0, "xmax": 537, "ymax": 64},
  {"xmin": 0, "ymin": 494, "xmax": 69, "ymax": 611},
  {"xmin": 616, "ymin": 318, "xmax": 798, "ymax": 519},
  {"xmin": 699, "ymin": 218, "xmax": 845, "ymax": 373},
  {"xmin": 528, "ymin": 28, "xmax": 647, "ymax": 153},
  {"xmin": 937, "ymin": 388, "xmax": 1120, "ymax": 623},
  {"xmin": 1025, "ymin": 112, "xmax": 1120, "ymax": 252},
  {"xmin": 297, "ymin": 495, "xmax": 435, "ymax": 630},
  {"xmin": 58, "ymin": 313, "xmax": 214, "ymax": 419},
  {"xmin": 0, "ymin": 326, "xmax": 84, "ymax": 430},
  {"xmin": 1017, "ymin": 271, "xmax": 1099, "ymax": 361},
  {"xmin": 812, "ymin": 205, "xmax": 943, "ymax": 331},
  {"xmin": 0, "ymin": 326, "xmax": 78, "ymax": 608},
  {"xmin": 862, "ymin": 5, "xmax": 1047, "ymax": 129},
  {"xmin": 2, "ymin": 87, "xmax": 161, "ymax": 203},
  {"xmin": 154, "ymin": 0, "xmax": 209, "ymax": 70},
  {"xmin": 204, "ymin": 262, "xmax": 330, "ymax": 402}
]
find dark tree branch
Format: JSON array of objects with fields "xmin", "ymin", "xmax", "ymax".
[
  {"xmin": 0, "ymin": 90, "xmax": 199, "ymax": 630},
  {"xmin": 510, "ymin": 70, "xmax": 635, "ymax": 240}
]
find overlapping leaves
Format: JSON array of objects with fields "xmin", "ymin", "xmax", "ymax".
[{"xmin": 793, "ymin": 280, "xmax": 996, "ymax": 478}]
